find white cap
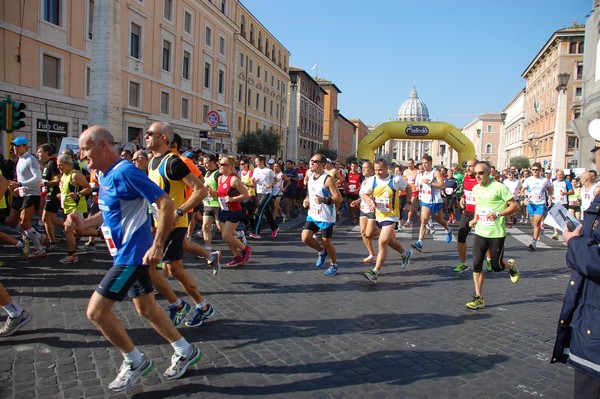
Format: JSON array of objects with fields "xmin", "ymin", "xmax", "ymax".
[{"xmin": 268, "ymin": 159, "xmax": 275, "ymax": 164}]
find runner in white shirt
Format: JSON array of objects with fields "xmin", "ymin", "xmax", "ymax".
[
  {"xmin": 250, "ymin": 156, "xmax": 279, "ymax": 239},
  {"xmin": 503, "ymin": 171, "xmax": 522, "ymax": 228},
  {"xmin": 520, "ymin": 162, "xmax": 552, "ymax": 251},
  {"xmin": 550, "ymin": 170, "xmax": 573, "ymax": 239},
  {"xmin": 579, "ymin": 171, "xmax": 600, "ymax": 219}
]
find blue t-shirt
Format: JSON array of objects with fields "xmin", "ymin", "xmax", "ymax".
[{"xmin": 98, "ymin": 160, "xmax": 165, "ymax": 265}]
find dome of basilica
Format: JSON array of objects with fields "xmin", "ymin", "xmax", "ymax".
[{"xmin": 397, "ymin": 86, "xmax": 430, "ymax": 122}]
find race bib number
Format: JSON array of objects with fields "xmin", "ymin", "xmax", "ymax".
[
  {"xmin": 348, "ymin": 184, "xmax": 357, "ymax": 193},
  {"xmin": 530, "ymin": 194, "xmax": 543, "ymax": 202},
  {"xmin": 359, "ymin": 200, "xmax": 371, "ymax": 213},
  {"xmin": 476, "ymin": 208, "xmax": 494, "ymax": 226},
  {"xmin": 309, "ymin": 203, "xmax": 322, "ymax": 217},
  {"xmin": 218, "ymin": 197, "xmax": 230, "ymax": 211},
  {"xmin": 374, "ymin": 197, "xmax": 390, "ymax": 212},
  {"xmin": 18, "ymin": 187, "xmax": 26, "ymax": 197},
  {"xmin": 420, "ymin": 186, "xmax": 432, "ymax": 203},
  {"xmin": 101, "ymin": 225, "xmax": 119, "ymax": 257},
  {"xmin": 60, "ymin": 194, "xmax": 66, "ymax": 209},
  {"xmin": 465, "ymin": 191, "xmax": 475, "ymax": 205},
  {"xmin": 445, "ymin": 187, "xmax": 454, "ymax": 195}
]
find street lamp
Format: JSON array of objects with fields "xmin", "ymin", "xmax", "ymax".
[
  {"xmin": 287, "ymin": 72, "xmax": 299, "ymax": 161},
  {"xmin": 551, "ymin": 72, "xmax": 570, "ymax": 173},
  {"xmin": 556, "ymin": 73, "xmax": 570, "ymax": 92}
]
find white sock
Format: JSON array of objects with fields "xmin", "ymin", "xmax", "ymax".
[
  {"xmin": 3, "ymin": 300, "xmax": 23, "ymax": 318},
  {"xmin": 25, "ymin": 228, "xmax": 43, "ymax": 251},
  {"xmin": 169, "ymin": 298, "xmax": 182, "ymax": 308},
  {"xmin": 123, "ymin": 348, "xmax": 144, "ymax": 367},
  {"xmin": 171, "ymin": 337, "xmax": 192, "ymax": 357}
]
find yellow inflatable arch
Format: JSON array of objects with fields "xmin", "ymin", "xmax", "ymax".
[{"xmin": 357, "ymin": 121, "xmax": 476, "ymax": 167}]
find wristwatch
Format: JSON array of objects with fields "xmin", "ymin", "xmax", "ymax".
[
  {"xmin": 176, "ymin": 208, "xmax": 184, "ymax": 217},
  {"xmin": 495, "ymin": 212, "xmax": 501, "ymax": 218}
]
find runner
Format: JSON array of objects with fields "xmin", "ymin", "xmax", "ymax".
[
  {"xmin": 580, "ymin": 171, "xmax": 600, "ymax": 219},
  {"xmin": 442, "ymin": 167, "xmax": 458, "ymax": 224},
  {"xmin": 301, "ymin": 153, "xmax": 342, "ymax": 276},
  {"xmin": 201, "ymin": 154, "xmax": 222, "ymax": 252},
  {"xmin": 238, "ymin": 157, "xmax": 256, "ymax": 234},
  {"xmin": 454, "ymin": 158, "xmax": 478, "ymax": 273},
  {"xmin": 350, "ymin": 160, "xmax": 377, "ymax": 263},
  {"xmin": 550, "ymin": 170, "xmax": 573, "ymax": 240},
  {"xmin": 402, "ymin": 159, "xmax": 420, "ymax": 227},
  {"xmin": 146, "ymin": 122, "xmax": 215, "ymax": 328},
  {"xmin": 361, "ymin": 158, "xmax": 414, "ymax": 282},
  {"xmin": 465, "ymin": 161, "xmax": 520, "ymax": 310},
  {"xmin": 282, "ymin": 160, "xmax": 298, "ymax": 220},
  {"xmin": 250, "ymin": 155, "xmax": 279, "ymax": 239},
  {"xmin": 346, "ymin": 161, "xmax": 363, "ymax": 224},
  {"xmin": 502, "ymin": 170, "xmax": 522, "ymax": 228},
  {"xmin": 69, "ymin": 125, "xmax": 202, "ymax": 391},
  {"xmin": 520, "ymin": 162, "xmax": 552, "ymax": 251},
  {"xmin": 36, "ymin": 144, "xmax": 63, "ymax": 252},
  {"xmin": 411, "ymin": 155, "xmax": 453, "ymax": 252}
]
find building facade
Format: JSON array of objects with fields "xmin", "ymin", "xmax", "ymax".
[
  {"xmin": 463, "ymin": 113, "xmax": 503, "ymax": 168},
  {"xmin": 0, "ymin": 0, "xmax": 291, "ymax": 156},
  {"xmin": 498, "ymin": 89, "xmax": 526, "ymax": 169},
  {"xmin": 521, "ymin": 23, "xmax": 584, "ymax": 171}
]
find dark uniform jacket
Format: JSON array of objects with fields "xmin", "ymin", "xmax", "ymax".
[{"xmin": 552, "ymin": 194, "xmax": 600, "ymax": 379}]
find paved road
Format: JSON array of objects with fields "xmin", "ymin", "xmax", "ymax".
[{"xmin": 0, "ymin": 216, "xmax": 575, "ymax": 398}]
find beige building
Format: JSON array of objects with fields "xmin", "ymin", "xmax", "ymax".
[
  {"xmin": 0, "ymin": 0, "xmax": 291, "ymax": 156},
  {"xmin": 498, "ymin": 89, "xmax": 525, "ymax": 169},
  {"xmin": 463, "ymin": 113, "xmax": 503, "ymax": 168},
  {"xmin": 521, "ymin": 23, "xmax": 584, "ymax": 171}
]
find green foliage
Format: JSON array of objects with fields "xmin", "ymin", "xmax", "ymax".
[
  {"xmin": 509, "ymin": 156, "xmax": 531, "ymax": 170},
  {"xmin": 345, "ymin": 155, "xmax": 357, "ymax": 164},
  {"xmin": 317, "ymin": 147, "xmax": 337, "ymax": 161},
  {"xmin": 236, "ymin": 127, "xmax": 282, "ymax": 156}
]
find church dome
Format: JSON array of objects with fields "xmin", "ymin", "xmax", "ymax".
[{"xmin": 397, "ymin": 86, "xmax": 430, "ymax": 122}]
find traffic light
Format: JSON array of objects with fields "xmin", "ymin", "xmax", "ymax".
[
  {"xmin": 0, "ymin": 100, "xmax": 5, "ymax": 132},
  {"xmin": 9, "ymin": 100, "xmax": 26, "ymax": 132}
]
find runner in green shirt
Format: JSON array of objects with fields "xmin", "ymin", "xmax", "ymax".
[{"xmin": 465, "ymin": 161, "xmax": 520, "ymax": 310}]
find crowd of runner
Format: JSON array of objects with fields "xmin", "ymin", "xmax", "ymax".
[{"xmin": 1, "ymin": 124, "xmax": 599, "ymax": 391}]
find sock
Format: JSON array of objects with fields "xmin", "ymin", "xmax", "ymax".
[
  {"xmin": 171, "ymin": 337, "xmax": 192, "ymax": 357},
  {"xmin": 3, "ymin": 300, "xmax": 23, "ymax": 318},
  {"xmin": 15, "ymin": 241, "xmax": 23, "ymax": 249},
  {"xmin": 169, "ymin": 298, "xmax": 182, "ymax": 308},
  {"xmin": 197, "ymin": 300, "xmax": 208, "ymax": 309},
  {"xmin": 402, "ymin": 250, "xmax": 409, "ymax": 257},
  {"xmin": 25, "ymin": 228, "xmax": 42, "ymax": 251},
  {"xmin": 372, "ymin": 269, "xmax": 379, "ymax": 275},
  {"xmin": 123, "ymin": 347, "xmax": 144, "ymax": 367},
  {"xmin": 16, "ymin": 225, "xmax": 26, "ymax": 240}
]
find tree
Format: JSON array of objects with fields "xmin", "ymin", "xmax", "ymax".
[
  {"xmin": 317, "ymin": 147, "xmax": 337, "ymax": 161},
  {"xmin": 236, "ymin": 127, "xmax": 282, "ymax": 157},
  {"xmin": 345, "ymin": 155, "xmax": 357, "ymax": 165},
  {"xmin": 236, "ymin": 131, "xmax": 261, "ymax": 155},
  {"xmin": 509, "ymin": 156, "xmax": 531, "ymax": 171}
]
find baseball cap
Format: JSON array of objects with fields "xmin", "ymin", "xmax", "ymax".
[
  {"xmin": 326, "ymin": 158, "xmax": 332, "ymax": 163},
  {"xmin": 591, "ymin": 140, "xmax": 600, "ymax": 153},
  {"xmin": 10, "ymin": 136, "xmax": 29, "ymax": 146},
  {"xmin": 268, "ymin": 159, "xmax": 275, "ymax": 164}
]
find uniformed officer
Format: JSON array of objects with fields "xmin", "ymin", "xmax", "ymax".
[{"xmin": 552, "ymin": 139, "xmax": 600, "ymax": 399}]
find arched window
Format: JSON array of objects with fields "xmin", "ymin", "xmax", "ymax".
[
  {"xmin": 249, "ymin": 24, "xmax": 254, "ymax": 44},
  {"xmin": 257, "ymin": 32, "xmax": 262, "ymax": 50},
  {"xmin": 240, "ymin": 16, "xmax": 245, "ymax": 38},
  {"xmin": 486, "ymin": 144, "xmax": 492, "ymax": 154}
]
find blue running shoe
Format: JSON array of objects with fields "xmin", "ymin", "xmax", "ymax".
[
  {"xmin": 168, "ymin": 301, "xmax": 192, "ymax": 328},
  {"xmin": 401, "ymin": 249, "xmax": 413, "ymax": 270},
  {"xmin": 411, "ymin": 240, "xmax": 423, "ymax": 252},
  {"xmin": 324, "ymin": 264, "xmax": 338, "ymax": 276},
  {"xmin": 315, "ymin": 249, "xmax": 328, "ymax": 268},
  {"xmin": 445, "ymin": 228, "xmax": 453, "ymax": 243},
  {"xmin": 185, "ymin": 304, "xmax": 215, "ymax": 328}
]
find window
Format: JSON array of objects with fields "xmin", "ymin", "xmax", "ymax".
[
  {"xmin": 219, "ymin": 37, "xmax": 225, "ymax": 56},
  {"xmin": 249, "ymin": 59, "xmax": 253, "ymax": 74},
  {"xmin": 487, "ymin": 124, "xmax": 492, "ymax": 133},
  {"xmin": 43, "ymin": 54, "xmax": 60, "ymax": 89},
  {"xmin": 204, "ymin": 62, "xmax": 211, "ymax": 89},
  {"xmin": 257, "ymin": 65, "xmax": 261, "ymax": 79},
  {"xmin": 129, "ymin": 81, "xmax": 140, "ymax": 107},
  {"xmin": 485, "ymin": 144, "xmax": 492, "ymax": 154},
  {"xmin": 203, "ymin": 105, "xmax": 209, "ymax": 121},
  {"xmin": 239, "ymin": 53, "xmax": 244, "ymax": 68},
  {"xmin": 205, "ymin": 26, "xmax": 212, "ymax": 47},
  {"xmin": 256, "ymin": 93, "xmax": 260, "ymax": 109},
  {"xmin": 160, "ymin": 91, "xmax": 170, "ymax": 115},
  {"xmin": 218, "ymin": 70, "xmax": 224, "ymax": 94},
  {"xmin": 182, "ymin": 51, "xmax": 191, "ymax": 80},
  {"xmin": 184, "ymin": 11, "xmax": 192, "ymax": 34},
  {"xmin": 130, "ymin": 23, "xmax": 141, "ymax": 59},
  {"xmin": 238, "ymin": 84, "xmax": 243, "ymax": 102},
  {"xmin": 163, "ymin": 0, "xmax": 173, "ymax": 21},
  {"xmin": 264, "ymin": 70, "xmax": 268, "ymax": 83},
  {"xmin": 220, "ymin": 0, "xmax": 226, "ymax": 13},
  {"xmin": 247, "ymin": 89, "xmax": 252, "ymax": 106},
  {"xmin": 87, "ymin": 0, "xmax": 94, "ymax": 39},
  {"xmin": 263, "ymin": 97, "xmax": 267, "ymax": 112},
  {"xmin": 85, "ymin": 66, "xmax": 91, "ymax": 97},
  {"xmin": 576, "ymin": 64, "xmax": 583, "ymax": 80},
  {"xmin": 162, "ymin": 40, "xmax": 171, "ymax": 71},
  {"xmin": 181, "ymin": 98, "xmax": 189, "ymax": 119},
  {"xmin": 44, "ymin": 0, "xmax": 60, "ymax": 25},
  {"xmin": 568, "ymin": 136, "xmax": 579, "ymax": 149},
  {"xmin": 575, "ymin": 87, "xmax": 582, "ymax": 98}
]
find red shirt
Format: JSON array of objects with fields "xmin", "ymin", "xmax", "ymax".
[
  {"xmin": 218, "ymin": 174, "xmax": 242, "ymax": 211},
  {"xmin": 296, "ymin": 167, "xmax": 307, "ymax": 188},
  {"xmin": 462, "ymin": 174, "xmax": 478, "ymax": 213},
  {"xmin": 346, "ymin": 172, "xmax": 362, "ymax": 194}
]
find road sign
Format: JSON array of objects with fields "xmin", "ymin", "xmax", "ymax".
[{"xmin": 206, "ymin": 111, "xmax": 220, "ymax": 127}]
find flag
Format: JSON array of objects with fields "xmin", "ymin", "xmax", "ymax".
[
  {"xmin": 534, "ymin": 97, "xmax": 539, "ymax": 113},
  {"xmin": 311, "ymin": 63, "xmax": 318, "ymax": 70}
]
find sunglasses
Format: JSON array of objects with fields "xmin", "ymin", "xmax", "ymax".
[
  {"xmin": 132, "ymin": 157, "xmax": 145, "ymax": 161},
  {"xmin": 146, "ymin": 130, "xmax": 160, "ymax": 136},
  {"xmin": 310, "ymin": 159, "xmax": 323, "ymax": 164},
  {"xmin": 532, "ymin": 168, "xmax": 540, "ymax": 171},
  {"xmin": 475, "ymin": 171, "xmax": 488, "ymax": 176},
  {"xmin": 219, "ymin": 163, "xmax": 229, "ymax": 166}
]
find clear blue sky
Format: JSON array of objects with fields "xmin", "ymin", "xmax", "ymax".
[{"xmin": 246, "ymin": 0, "xmax": 591, "ymax": 129}]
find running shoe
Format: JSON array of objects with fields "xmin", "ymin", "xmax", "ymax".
[
  {"xmin": 208, "ymin": 251, "xmax": 222, "ymax": 276},
  {"xmin": 396, "ymin": 224, "xmax": 405, "ymax": 232},
  {"xmin": 362, "ymin": 254, "xmax": 376, "ymax": 263},
  {"xmin": 185, "ymin": 304, "xmax": 215, "ymax": 327},
  {"xmin": 226, "ymin": 255, "xmax": 244, "ymax": 267},
  {"xmin": 507, "ymin": 223, "xmax": 513, "ymax": 229},
  {"xmin": 249, "ymin": 233, "xmax": 261, "ymax": 239},
  {"xmin": 83, "ymin": 242, "xmax": 97, "ymax": 252},
  {"xmin": 0, "ymin": 310, "xmax": 32, "ymax": 337},
  {"xmin": 59, "ymin": 254, "xmax": 79, "ymax": 264},
  {"xmin": 20, "ymin": 239, "xmax": 30, "ymax": 260},
  {"xmin": 242, "ymin": 246, "xmax": 253, "ymax": 264},
  {"xmin": 271, "ymin": 227, "xmax": 279, "ymax": 238},
  {"xmin": 236, "ymin": 231, "xmax": 247, "ymax": 246},
  {"xmin": 400, "ymin": 249, "xmax": 413, "ymax": 270},
  {"xmin": 363, "ymin": 269, "xmax": 379, "ymax": 282},
  {"xmin": 528, "ymin": 240, "xmax": 537, "ymax": 252},
  {"xmin": 445, "ymin": 228, "xmax": 453, "ymax": 243},
  {"xmin": 465, "ymin": 295, "xmax": 485, "ymax": 310},
  {"xmin": 168, "ymin": 301, "xmax": 192, "ymax": 328},
  {"xmin": 403, "ymin": 221, "xmax": 411, "ymax": 228},
  {"xmin": 453, "ymin": 262, "xmax": 469, "ymax": 273},
  {"xmin": 551, "ymin": 233, "xmax": 559, "ymax": 240},
  {"xmin": 45, "ymin": 243, "xmax": 60, "ymax": 253},
  {"xmin": 28, "ymin": 249, "xmax": 47, "ymax": 259},
  {"xmin": 324, "ymin": 264, "xmax": 338, "ymax": 276},
  {"xmin": 315, "ymin": 249, "xmax": 328, "ymax": 268},
  {"xmin": 164, "ymin": 345, "xmax": 203, "ymax": 380},
  {"xmin": 427, "ymin": 227, "xmax": 436, "ymax": 235},
  {"xmin": 411, "ymin": 240, "xmax": 423, "ymax": 252},
  {"xmin": 486, "ymin": 259, "xmax": 492, "ymax": 272},
  {"xmin": 507, "ymin": 259, "xmax": 519, "ymax": 283},
  {"xmin": 108, "ymin": 354, "xmax": 154, "ymax": 392},
  {"xmin": 282, "ymin": 214, "xmax": 288, "ymax": 223}
]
